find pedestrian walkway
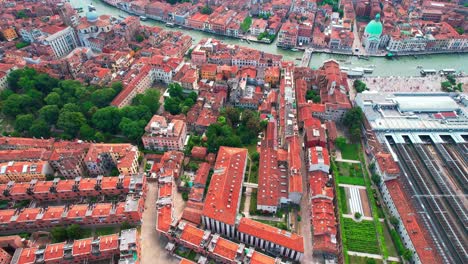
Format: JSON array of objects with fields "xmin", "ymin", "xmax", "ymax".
[
  {"xmin": 348, "ymin": 250, "xmax": 400, "ymax": 262},
  {"xmin": 343, "ymin": 214, "xmax": 373, "ymax": 221},
  {"xmin": 338, "ymin": 183, "xmax": 366, "ymax": 189}
]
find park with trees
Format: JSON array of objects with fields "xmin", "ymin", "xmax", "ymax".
[{"xmin": 1, "ymin": 68, "xmax": 160, "ymax": 144}]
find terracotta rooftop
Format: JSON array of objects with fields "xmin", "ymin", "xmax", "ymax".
[
  {"xmin": 180, "ymin": 223, "xmax": 204, "ymax": 247},
  {"xmin": 212, "ymin": 237, "xmax": 239, "ymax": 261},
  {"xmin": 238, "ymin": 217, "xmax": 304, "ymax": 252},
  {"xmin": 202, "ymin": 147, "xmax": 247, "ymax": 226}
]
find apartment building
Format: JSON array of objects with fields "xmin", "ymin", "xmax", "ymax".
[
  {"xmin": 84, "ymin": 144, "xmax": 139, "ymax": 176},
  {"xmin": 41, "ymin": 25, "xmax": 78, "ymax": 59},
  {"xmin": 142, "ymin": 115, "xmax": 187, "ymax": 151},
  {"xmin": 0, "ymin": 161, "xmax": 52, "ymax": 183},
  {"xmin": 10, "ymin": 228, "xmax": 140, "ymax": 264},
  {"xmin": 0, "ymin": 174, "xmax": 145, "ymax": 202},
  {"xmin": 0, "ymin": 195, "xmax": 144, "ymax": 232}
]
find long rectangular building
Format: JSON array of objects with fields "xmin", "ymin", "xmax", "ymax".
[
  {"xmin": 202, "ymin": 147, "xmax": 248, "ymax": 239},
  {"xmin": 0, "ymin": 174, "xmax": 145, "ymax": 202},
  {"xmin": 0, "ymin": 195, "xmax": 144, "ymax": 232}
]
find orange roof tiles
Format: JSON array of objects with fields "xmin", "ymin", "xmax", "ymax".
[
  {"xmin": 238, "ymin": 218, "xmax": 304, "ymax": 252},
  {"xmin": 193, "ymin": 162, "xmax": 210, "ymax": 186},
  {"xmin": 212, "ymin": 237, "xmax": 238, "ymax": 261},
  {"xmin": 180, "ymin": 224, "xmax": 204, "ymax": 247},
  {"xmin": 385, "ymin": 180, "xmax": 441, "ymax": 263},
  {"xmin": 179, "ymin": 258, "xmax": 196, "ymax": 264},
  {"xmin": 0, "ymin": 210, "xmax": 15, "ymax": 224},
  {"xmin": 158, "ymin": 183, "xmax": 172, "ymax": 198},
  {"xmin": 15, "ymin": 248, "xmax": 37, "ymax": 264},
  {"xmin": 15, "ymin": 208, "xmax": 41, "ymax": 223},
  {"xmin": 44, "ymin": 243, "xmax": 65, "ymax": 261},
  {"xmin": 375, "ymin": 152, "xmax": 400, "ymax": 175},
  {"xmin": 66, "ymin": 204, "xmax": 88, "ymax": 219},
  {"xmin": 42, "ymin": 206, "xmax": 64, "ymax": 221},
  {"xmin": 72, "ymin": 238, "xmax": 93, "ymax": 256},
  {"xmin": 33, "ymin": 181, "xmax": 53, "ymax": 193},
  {"xmin": 181, "ymin": 207, "xmax": 203, "ymax": 226},
  {"xmin": 288, "ymin": 136, "xmax": 303, "ymax": 194},
  {"xmin": 202, "ymin": 147, "xmax": 248, "ymax": 226},
  {"xmin": 250, "ymin": 251, "xmax": 276, "ymax": 264},
  {"xmin": 99, "ymin": 234, "xmax": 119, "ymax": 252},
  {"xmin": 157, "ymin": 205, "xmax": 172, "ymax": 233}
]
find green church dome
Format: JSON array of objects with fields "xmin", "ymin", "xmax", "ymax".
[{"xmin": 365, "ymin": 13, "xmax": 383, "ymax": 36}]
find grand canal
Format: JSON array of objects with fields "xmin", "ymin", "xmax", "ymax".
[{"xmin": 70, "ymin": 0, "xmax": 468, "ymax": 77}]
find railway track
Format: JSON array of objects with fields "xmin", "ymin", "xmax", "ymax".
[
  {"xmin": 387, "ymin": 136, "xmax": 467, "ymax": 263},
  {"xmin": 436, "ymin": 144, "xmax": 468, "ymax": 193}
]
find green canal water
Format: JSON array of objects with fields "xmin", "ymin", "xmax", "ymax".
[{"xmin": 71, "ymin": 0, "xmax": 468, "ymax": 77}]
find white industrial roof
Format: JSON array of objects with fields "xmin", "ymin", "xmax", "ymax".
[{"xmin": 395, "ymin": 96, "xmax": 459, "ymax": 112}]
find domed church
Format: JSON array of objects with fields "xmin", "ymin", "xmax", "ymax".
[{"xmin": 362, "ymin": 14, "xmax": 383, "ymax": 54}]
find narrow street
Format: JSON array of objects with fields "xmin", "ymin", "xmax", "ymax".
[
  {"xmin": 297, "ymin": 132, "xmax": 314, "ymax": 263},
  {"xmin": 140, "ymin": 182, "xmax": 178, "ymax": 264}
]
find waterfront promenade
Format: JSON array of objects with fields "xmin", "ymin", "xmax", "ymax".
[{"xmin": 355, "ymin": 75, "xmax": 468, "ymax": 93}]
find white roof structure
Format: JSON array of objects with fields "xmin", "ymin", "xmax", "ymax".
[{"xmin": 395, "ymin": 96, "xmax": 459, "ymax": 112}]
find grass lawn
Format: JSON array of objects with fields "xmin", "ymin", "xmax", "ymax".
[
  {"xmin": 239, "ymin": 189, "xmax": 246, "ymax": 213},
  {"xmin": 249, "ymin": 191, "xmax": 258, "ymax": 215},
  {"xmin": 340, "ymin": 143, "xmax": 360, "ymax": 160},
  {"xmin": 338, "ymin": 187, "xmax": 349, "ymax": 214},
  {"xmin": 245, "ymin": 143, "xmax": 258, "ymax": 156},
  {"xmin": 337, "ymin": 176, "xmax": 365, "ymax": 186},
  {"xmin": 256, "ymin": 219, "xmax": 288, "ymax": 231},
  {"xmin": 81, "ymin": 228, "xmax": 93, "ymax": 238},
  {"xmin": 343, "ymin": 218, "xmax": 380, "ymax": 254},
  {"xmin": 382, "ymin": 223, "xmax": 399, "ymax": 257},
  {"xmin": 175, "ymin": 247, "xmax": 197, "ymax": 261},
  {"xmin": 348, "ymin": 255, "xmax": 383, "ymax": 264},
  {"xmin": 95, "ymin": 226, "xmax": 118, "ymax": 236},
  {"xmin": 336, "ymin": 162, "xmax": 363, "ymax": 178}
]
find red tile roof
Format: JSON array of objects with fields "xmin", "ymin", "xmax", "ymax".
[
  {"xmin": 180, "ymin": 223, "xmax": 204, "ymax": 247},
  {"xmin": 72, "ymin": 238, "xmax": 93, "ymax": 256},
  {"xmin": 385, "ymin": 180, "xmax": 441, "ymax": 263},
  {"xmin": 375, "ymin": 152, "xmax": 400, "ymax": 175},
  {"xmin": 181, "ymin": 207, "xmax": 203, "ymax": 226},
  {"xmin": 193, "ymin": 162, "xmax": 210, "ymax": 186},
  {"xmin": 202, "ymin": 147, "xmax": 247, "ymax": 226},
  {"xmin": 44, "ymin": 242, "xmax": 65, "ymax": 261},
  {"xmin": 157, "ymin": 205, "xmax": 172, "ymax": 233},
  {"xmin": 212, "ymin": 237, "xmax": 238, "ymax": 261},
  {"xmin": 238, "ymin": 217, "xmax": 304, "ymax": 252},
  {"xmin": 250, "ymin": 251, "xmax": 276, "ymax": 264},
  {"xmin": 15, "ymin": 248, "xmax": 37, "ymax": 264},
  {"xmin": 99, "ymin": 234, "xmax": 119, "ymax": 252},
  {"xmin": 288, "ymin": 136, "xmax": 303, "ymax": 194}
]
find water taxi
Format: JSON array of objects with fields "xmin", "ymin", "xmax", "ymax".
[{"xmin": 139, "ymin": 16, "xmax": 147, "ymax": 21}]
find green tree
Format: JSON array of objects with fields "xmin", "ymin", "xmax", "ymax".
[
  {"xmin": 16, "ymin": 10, "xmax": 27, "ymax": 19},
  {"xmin": 343, "ymin": 107, "xmax": 364, "ymax": 142},
  {"xmin": 200, "ymin": 4, "xmax": 213, "ymax": 15},
  {"xmin": 57, "ymin": 111, "xmax": 86, "ymax": 136},
  {"xmin": 79, "ymin": 124, "xmax": 96, "ymax": 140},
  {"xmin": 111, "ymin": 82, "xmax": 124, "ymax": 94},
  {"xmin": 135, "ymin": 34, "xmax": 144, "ymax": 42},
  {"xmin": 119, "ymin": 118, "xmax": 146, "ymax": 141},
  {"xmin": 2, "ymin": 94, "xmax": 33, "ymax": 117},
  {"xmin": 353, "ymin": 80, "xmax": 368, "ymax": 93},
  {"xmin": 390, "ymin": 216, "xmax": 399, "ymax": 227},
  {"xmin": 66, "ymin": 224, "xmax": 83, "ymax": 240},
  {"xmin": 61, "ymin": 103, "xmax": 81, "ymax": 114},
  {"xmin": 164, "ymin": 97, "xmax": 182, "ymax": 115},
  {"xmin": 240, "ymin": 16, "xmax": 252, "ymax": 32},
  {"xmin": 50, "ymin": 227, "xmax": 68, "ymax": 242},
  {"xmin": 15, "ymin": 114, "xmax": 34, "ymax": 133},
  {"xmin": 44, "ymin": 92, "xmax": 62, "ymax": 106},
  {"xmin": 132, "ymin": 89, "xmax": 160, "ymax": 114},
  {"xmin": 92, "ymin": 107, "xmax": 122, "ymax": 134},
  {"xmin": 306, "ymin": 90, "xmax": 321, "ymax": 102},
  {"xmin": 91, "ymin": 88, "xmax": 117, "ymax": 108},
  {"xmin": 30, "ymin": 119, "xmax": 50, "ymax": 138},
  {"xmin": 335, "ymin": 136, "xmax": 347, "ymax": 149},
  {"xmin": 403, "ymin": 249, "xmax": 413, "ymax": 261}
]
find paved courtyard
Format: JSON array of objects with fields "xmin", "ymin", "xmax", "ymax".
[{"xmin": 140, "ymin": 182, "xmax": 178, "ymax": 264}]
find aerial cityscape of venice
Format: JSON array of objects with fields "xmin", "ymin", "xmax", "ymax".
[{"xmin": 0, "ymin": 0, "xmax": 466, "ymax": 264}]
